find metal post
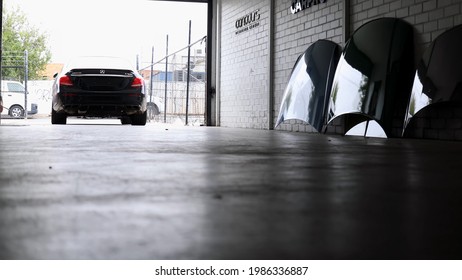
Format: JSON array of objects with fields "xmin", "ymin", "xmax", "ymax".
[
  {"xmin": 148, "ymin": 47, "xmax": 154, "ymax": 122},
  {"xmin": 268, "ymin": 0, "xmax": 275, "ymax": 130},
  {"xmin": 136, "ymin": 55, "xmax": 140, "ymax": 71},
  {"xmin": 164, "ymin": 35, "xmax": 169, "ymax": 123},
  {"xmin": 185, "ymin": 20, "xmax": 192, "ymax": 126},
  {"xmin": 206, "ymin": 0, "xmax": 214, "ymax": 126},
  {"xmin": 24, "ymin": 50, "xmax": 28, "ymax": 120},
  {"xmin": 150, "ymin": 47, "xmax": 154, "ymax": 104},
  {"xmin": 215, "ymin": 0, "xmax": 222, "ymax": 127},
  {"xmin": 0, "ymin": 2, "xmax": 2, "ymax": 85},
  {"xmin": 0, "ymin": 0, "xmax": 3, "ymax": 125}
]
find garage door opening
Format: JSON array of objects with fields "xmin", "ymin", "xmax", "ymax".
[{"xmin": 1, "ymin": 0, "xmax": 210, "ymax": 126}]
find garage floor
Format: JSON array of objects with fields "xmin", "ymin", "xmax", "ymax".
[{"xmin": 1, "ymin": 119, "xmax": 461, "ymax": 259}]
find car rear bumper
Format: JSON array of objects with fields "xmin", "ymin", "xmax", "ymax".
[{"xmin": 56, "ymin": 92, "xmax": 147, "ymax": 116}]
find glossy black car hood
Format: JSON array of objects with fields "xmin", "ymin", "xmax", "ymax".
[
  {"xmin": 403, "ymin": 25, "xmax": 462, "ymax": 134},
  {"xmin": 275, "ymin": 40, "xmax": 341, "ymax": 132},
  {"xmin": 327, "ymin": 18, "xmax": 414, "ymax": 137}
]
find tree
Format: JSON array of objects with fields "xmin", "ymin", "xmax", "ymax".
[{"xmin": 2, "ymin": 6, "xmax": 51, "ymax": 80}]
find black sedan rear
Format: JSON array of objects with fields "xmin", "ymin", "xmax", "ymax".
[{"xmin": 51, "ymin": 56, "xmax": 147, "ymax": 125}]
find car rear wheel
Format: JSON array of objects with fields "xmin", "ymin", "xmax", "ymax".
[
  {"xmin": 9, "ymin": 105, "xmax": 24, "ymax": 118},
  {"xmin": 120, "ymin": 116, "xmax": 132, "ymax": 125},
  {"xmin": 130, "ymin": 111, "xmax": 147, "ymax": 126},
  {"xmin": 51, "ymin": 109, "xmax": 67, "ymax": 125}
]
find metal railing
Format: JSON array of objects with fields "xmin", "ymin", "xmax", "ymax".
[
  {"xmin": 0, "ymin": 51, "xmax": 29, "ymax": 120},
  {"xmin": 141, "ymin": 22, "xmax": 207, "ymax": 125}
]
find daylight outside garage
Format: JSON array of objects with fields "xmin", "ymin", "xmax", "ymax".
[{"xmin": 1, "ymin": 0, "xmax": 209, "ymax": 126}]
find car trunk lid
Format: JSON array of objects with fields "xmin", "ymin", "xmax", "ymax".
[{"xmin": 69, "ymin": 69, "xmax": 136, "ymax": 91}]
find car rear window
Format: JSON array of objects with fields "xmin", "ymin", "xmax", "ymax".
[{"xmin": 66, "ymin": 56, "xmax": 135, "ymax": 71}]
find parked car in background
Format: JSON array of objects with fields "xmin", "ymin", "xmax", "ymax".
[
  {"xmin": 51, "ymin": 56, "xmax": 147, "ymax": 125},
  {"xmin": 1, "ymin": 80, "xmax": 38, "ymax": 118}
]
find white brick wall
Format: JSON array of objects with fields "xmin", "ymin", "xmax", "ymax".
[
  {"xmin": 219, "ymin": 0, "xmax": 462, "ymax": 139},
  {"xmin": 351, "ymin": 0, "xmax": 462, "ymax": 59},
  {"xmin": 220, "ymin": 0, "xmax": 270, "ymax": 129}
]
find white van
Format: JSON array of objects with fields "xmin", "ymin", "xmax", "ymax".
[{"xmin": 1, "ymin": 80, "xmax": 38, "ymax": 118}]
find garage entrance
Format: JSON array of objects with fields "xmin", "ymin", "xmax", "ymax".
[
  {"xmin": 154, "ymin": 1, "xmax": 215, "ymax": 126},
  {"xmin": 1, "ymin": 0, "xmax": 215, "ymax": 126}
]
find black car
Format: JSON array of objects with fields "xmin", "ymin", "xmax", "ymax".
[{"xmin": 51, "ymin": 56, "xmax": 147, "ymax": 125}]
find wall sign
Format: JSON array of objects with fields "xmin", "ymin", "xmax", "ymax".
[
  {"xmin": 235, "ymin": 9, "xmax": 261, "ymax": 35},
  {"xmin": 290, "ymin": 0, "xmax": 327, "ymax": 14}
]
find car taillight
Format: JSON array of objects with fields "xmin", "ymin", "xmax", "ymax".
[
  {"xmin": 131, "ymin": 77, "xmax": 143, "ymax": 88},
  {"xmin": 59, "ymin": 76, "xmax": 73, "ymax": 86}
]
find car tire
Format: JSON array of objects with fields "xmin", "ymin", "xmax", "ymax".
[
  {"xmin": 9, "ymin": 105, "xmax": 25, "ymax": 118},
  {"xmin": 120, "ymin": 116, "xmax": 132, "ymax": 125},
  {"xmin": 130, "ymin": 111, "xmax": 147, "ymax": 126},
  {"xmin": 51, "ymin": 109, "xmax": 67, "ymax": 125}
]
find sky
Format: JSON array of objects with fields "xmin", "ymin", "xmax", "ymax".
[{"xmin": 3, "ymin": 0, "xmax": 208, "ymax": 69}]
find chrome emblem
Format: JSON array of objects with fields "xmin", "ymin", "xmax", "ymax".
[{"xmin": 100, "ymin": 70, "xmax": 105, "ymax": 74}]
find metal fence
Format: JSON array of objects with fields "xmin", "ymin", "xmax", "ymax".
[
  {"xmin": 1, "ymin": 51, "xmax": 29, "ymax": 120},
  {"xmin": 147, "ymin": 71, "xmax": 206, "ymax": 124},
  {"xmin": 142, "ymin": 26, "xmax": 207, "ymax": 125}
]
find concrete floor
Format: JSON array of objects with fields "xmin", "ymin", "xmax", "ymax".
[{"xmin": 0, "ymin": 118, "xmax": 462, "ymax": 259}]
